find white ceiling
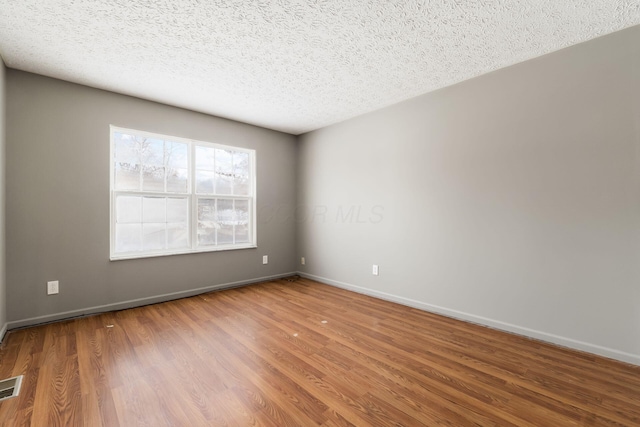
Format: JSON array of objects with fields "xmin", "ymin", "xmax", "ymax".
[{"xmin": 0, "ymin": 1, "xmax": 639, "ymax": 135}]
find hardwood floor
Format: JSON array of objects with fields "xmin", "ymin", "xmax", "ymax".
[{"xmin": 0, "ymin": 277, "xmax": 639, "ymax": 426}]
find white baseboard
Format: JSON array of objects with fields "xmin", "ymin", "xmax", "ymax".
[
  {"xmin": 299, "ymin": 272, "xmax": 640, "ymax": 367},
  {"xmin": 7, "ymin": 272, "xmax": 297, "ymax": 330}
]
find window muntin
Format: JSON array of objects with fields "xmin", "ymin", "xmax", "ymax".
[{"xmin": 110, "ymin": 127, "xmax": 256, "ymax": 260}]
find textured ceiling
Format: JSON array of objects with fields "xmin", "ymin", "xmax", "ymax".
[{"xmin": 0, "ymin": 1, "xmax": 639, "ymax": 135}]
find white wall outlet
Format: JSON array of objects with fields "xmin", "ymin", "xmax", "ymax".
[
  {"xmin": 47, "ymin": 280, "xmax": 59, "ymax": 295},
  {"xmin": 262, "ymin": 255, "xmax": 268, "ymax": 265},
  {"xmin": 301, "ymin": 257, "xmax": 305, "ymax": 265},
  {"xmin": 372, "ymin": 265, "xmax": 379, "ymax": 276}
]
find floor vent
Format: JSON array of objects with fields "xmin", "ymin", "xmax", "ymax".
[{"xmin": 0, "ymin": 376, "xmax": 23, "ymax": 402}]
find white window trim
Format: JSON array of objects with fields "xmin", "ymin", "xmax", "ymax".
[{"xmin": 110, "ymin": 126, "xmax": 257, "ymax": 261}]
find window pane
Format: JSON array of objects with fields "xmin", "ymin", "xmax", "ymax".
[
  {"xmin": 215, "ymin": 149, "xmax": 232, "ymax": 195},
  {"xmin": 234, "ymin": 200, "xmax": 249, "ymax": 222},
  {"xmin": 166, "ymin": 142, "xmax": 188, "ymax": 193},
  {"xmin": 167, "ymin": 168, "xmax": 188, "ymax": 193},
  {"xmin": 217, "ymin": 224, "xmax": 233, "ymax": 245},
  {"xmin": 233, "ymin": 152, "xmax": 250, "ymax": 195},
  {"xmin": 142, "ymin": 165, "xmax": 165, "ymax": 192},
  {"xmin": 217, "ymin": 199, "xmax": 234, "ymax": 244},
  {"xmin": 167, "ymin": 141, "xmax": 187, "ymax": 169},
  {"xmin": 166, "ymin": 198, "xmax": 188, "ymax": 222},
  {"xmin": 115, "ymin": 223, "xmax": 142, "ymax": 252},
  {"xmin": 141, "ymin": 138, "xmax": 164, "ymax": 166},
  {"xmin": 143, "ymin": 197, "xmax": 166, "ymax": 223},
  {"xmin": 143, "ymin": 223, "xmax": 165, "ymax": 251},
  {"xmin": 195, "ymin": 146, "xmax": 215, "ymax": 170},
  {"xmin": 234, "ymin": 199, "xmax": 249, "ymax": 243},
  {"xmin": 114, "ymin": 163, "xmax": 140, "ymax": 191},
  {"xmin": 235, "ymin": 223, "xmax": 249, "ymax": 244},
  {"xmin": 114, "ymin": 134, "xmax": 142, "ymax": 191},
  {"xmin": 196, "ymin": 170, "xmax": 214, "ymax": 194},
  {"xmin": 167, "ymin": 223, "xmax": 188, "ymax": 249},
  {"xmin": 197, "ymin": 199, "xmax": 217, "ymax": 246},
  {"xmin": 114, "ymin": 133, "xmax": 138, "ymax": 160},
  {"xmin": 198, "ymin": 199, "xmax": 216, "ymax": 221},
  {"xmin": 116, "ymin": 196, "xmax": 142, "ymax": 223},
  {"xmin": 217, "ymin": 199, "xmax": 233, "ymax": 220},
  {"xmin": 198, "ymin": 228, "xmax": 216, "ymax": 246}
]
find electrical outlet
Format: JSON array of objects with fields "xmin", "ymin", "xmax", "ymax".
[
  {"xmin": 301, "ymin": 257, "xmax": 305, "ymax": 265},
  {"xmin": 47, "ymin": 280, "xmax": 59, "ymax": 295},
  {"xmin": 262, "ymin": 255, "xmax": 268, "ymax": 265},
  {"xmin": 372, "ymin": 265, "xmax": 379, "ymax": 276}
]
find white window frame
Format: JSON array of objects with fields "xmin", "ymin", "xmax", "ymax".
[{"xmin": 110, "ymin": 126, "xmax": 257, "ymax": 260}]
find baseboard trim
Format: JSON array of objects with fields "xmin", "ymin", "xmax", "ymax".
[
  {"xmin": 7, "ymin": 272, "xmax": 297, "ymax": 330},
  {"xmin": 299, "ymin": 272, "xmax": 640, "ymax": 367},
  {"xmin": 0, "ymin": 322, "xmax": 7, "ymax": 344}
]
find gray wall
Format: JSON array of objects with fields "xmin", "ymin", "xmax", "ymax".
[
  {"xmin": 297, "ymin": 26, "xmax": 640, "ymax": 365},
  {"xmin": 0, "ymin": 58, "xmax": 6, "ymax": 339},
  {"xmin": 6, "ymin": 71, "xmax": 297, "ymax": 326}
]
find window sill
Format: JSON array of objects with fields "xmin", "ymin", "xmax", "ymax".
[{"xmin": 110, "ymin": 244, "xmax": 258, "ymax": 261}]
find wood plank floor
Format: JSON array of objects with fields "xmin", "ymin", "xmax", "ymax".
[{"xmin": 0, "ymin": 277, "xmax": 639, "ymax": 426}]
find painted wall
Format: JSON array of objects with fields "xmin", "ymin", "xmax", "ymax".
[
  {"xmin": 0, "ymin": 58, "xmax": 6, "ymax": 339},
  {"xmin": 6, "ymin": 71, "xmax": 297, "ymax": 326},
  {"xmin": 297, "ymin": 26, "xmax": 640, "ymax": 364}
]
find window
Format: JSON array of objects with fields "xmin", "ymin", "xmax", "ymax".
[{"xmin": 110, "ymin": 126, "xmax": 256, "ymax": 260}]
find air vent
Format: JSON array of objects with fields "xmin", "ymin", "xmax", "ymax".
[{"xmin": 0, "ymin": 375, "xmax": 23, "ymax": 402}]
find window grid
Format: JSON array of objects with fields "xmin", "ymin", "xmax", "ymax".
[{"xmin": 110, "ymin": 126, "xmax": 256, "ymax": 260}]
